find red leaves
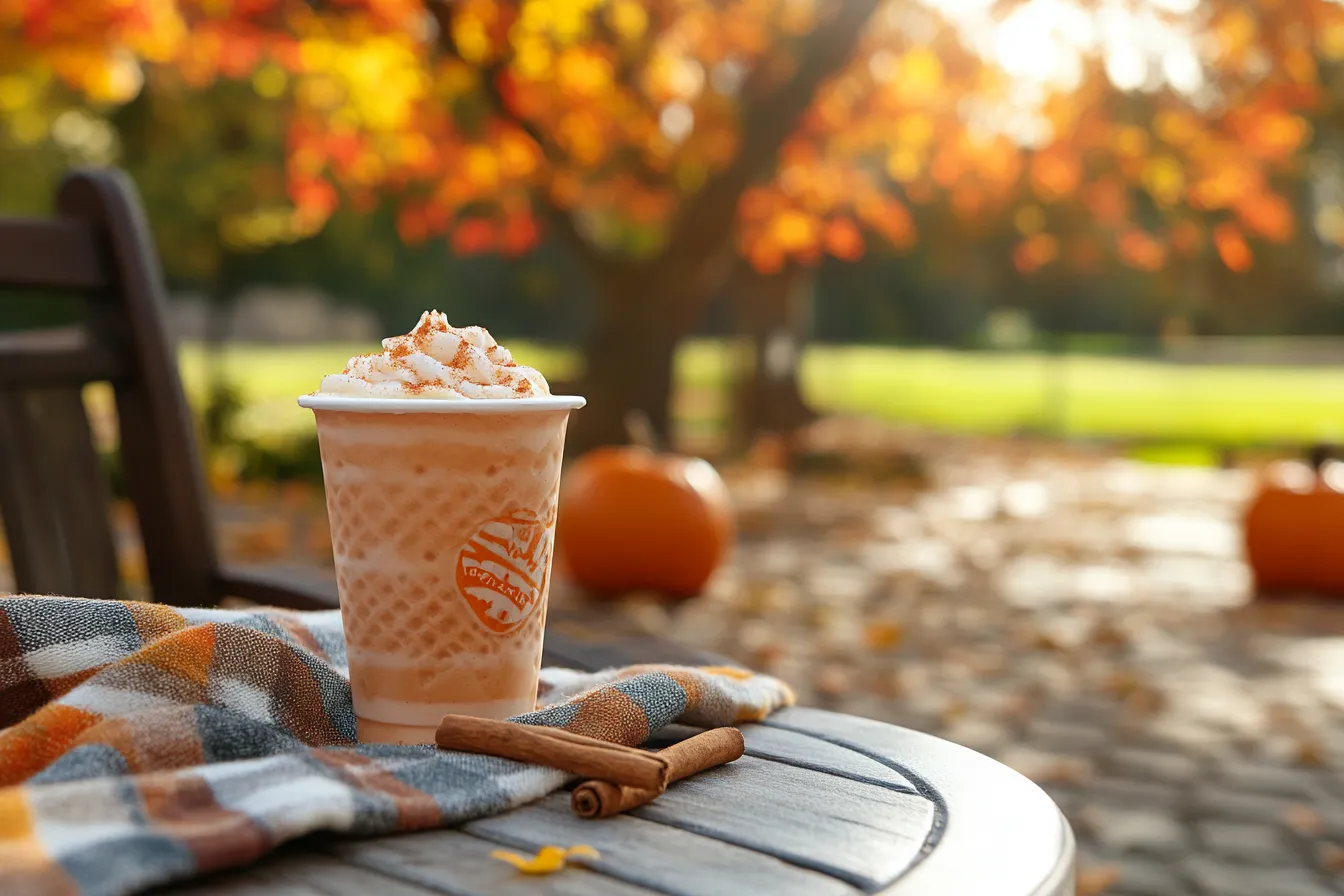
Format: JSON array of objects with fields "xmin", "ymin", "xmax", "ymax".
[
  {"xmin": 396, "ymin": 205, "xmax": 429, "ymax": 244},
  {"xmin": 1214, "ymin": 223, "xmax": 1253, "ymax": 272},
  {"xmin": 823, "ymin": 219, "xmax": 864, "ymax": 262},
  {"xmin": 451, "ymin": 218, "xmax": 495, "ymax": 254},
  {"xmin": 1117, "ymin": 230, "xmax": 1166, "ymax": 273},
  {"xmin": 443, "ymin": 211, "xmax": 539, "ymax": 256},
  {"xmin": 1235, "ymin": 192, "xmax": 1294, "ymax": 243},
  {"xmin": 499, "ymin": 211, "xmax": 539, "ymax": 254},
  {"xmin": 289, "ymin": 178, "xmax": 337, "ymax": 221}
]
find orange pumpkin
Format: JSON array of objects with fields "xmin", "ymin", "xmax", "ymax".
[
  {"xmin": 1244, "ymin": 455, "xmax": 1344, "ymax": 596},
  {"xmin": 557, "ymin": 446, "xmax": 733, "ymax": 598}
]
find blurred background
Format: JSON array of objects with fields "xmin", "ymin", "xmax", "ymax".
[{"xmin": 8, "ymin": 0, "xmax": 1344, "ymax": 892}]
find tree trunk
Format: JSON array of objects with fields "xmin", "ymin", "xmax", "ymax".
[
  {"xmin": 731, "ymin": 263, "xmax": 817, "ymax": 451},
  {"xmin": 569, "ymin": 272, "xmax": 689, "ymax": 454},
  {"xmin": 433, "ymin": 0, "xmax": 878, "ymax": 455}
]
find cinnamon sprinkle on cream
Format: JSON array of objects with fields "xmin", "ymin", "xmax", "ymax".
[{"xmin": 316, "ymin": 311, "xmax": 551, "ymax": 399}]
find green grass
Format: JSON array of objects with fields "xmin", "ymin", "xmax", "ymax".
[
  {"xmin": 801, "ymin": 347, "xmax": 1344, "ymax": 445},
  {"xmin": 174, "ymin": 340, "xmax": 1344, "ymax": 449}
]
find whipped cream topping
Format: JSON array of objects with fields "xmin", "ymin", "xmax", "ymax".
[{"xmin": 317, "ymin": 311, "xmax": 551, "ymax": 399}]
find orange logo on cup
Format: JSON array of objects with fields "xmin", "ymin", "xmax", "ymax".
[{"xmin": 456, "ymin": 509, "xmax": 553, "ymax": 634}]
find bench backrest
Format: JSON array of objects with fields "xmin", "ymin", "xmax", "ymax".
[{"xmin": 0, "ymin": 169, "xmax": 217, "ymax": 603}]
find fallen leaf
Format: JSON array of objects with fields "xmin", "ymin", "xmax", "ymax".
[
  {"xmin": 939, "ymin": 697, "xmax": 968, "ymax": 725},
  {"xmin": 1002, "ymin": 747, "xmax": 1092, "ymax": 784},
  {"xmin": 1295, "ymin": 737, "xmax": 1326, "ymax": 767},
  {"xmin": 305, "ymin": 520, "xmax": 333, "ymax": 560},
  {"xmin": 862, "ymin": 668, "xmax": 904, "ymax": 700},
  {"xmin": 1075, "ymin": 864, "xmax": 1119, "ymax": 896},
  {"xmin": 1319, "ymin": 843, "xmax": 1344, "ymax": 873},
  {"xmin": 738, "ymin": 582, "xmax": 797, "ymax": 614},
  {"xmin": 814, "ymin": 664, "xmax": 852, "ymax": 697},
  {"xmin": 966, "ymin": 650, "xmax": 1005, "ymax": 675},
  {"xmin": 699, "ymin": 665, "xmax": 754, "ymax": 681},
  {"xmin": 222, "ymin": 520, "xmax": 292, "ymax": 562},
  {"xmin": 1030, "ymin": 629, "xmax": 1067, "ymax": 651},
  {"xmin": 863, "ymin": 620, "xmax": 904, "ymax": 651},
  {"xmin": 1283, "ymin": 803, "xmax": 1325, "ymax": 836},
  {"xmin": 1037, "ymin": 757, "xmax": 1092, "ymax": 785},
  {"xmin": 747, "ymin": 434, "xmax": 790, "ymax": 471},
  {"xmin": 491, "ymin": 845, "xmax": 600, "ymax": 875},
  {"xmin": 750, "ymin": 643, "xmax": 786, "ymax": 670},
  {"xmin": 1104, "ymin": 671, "xmax": 1166, "ymax": 716},
  {"xmin": 1089, "ymin": 620, "xmax": 1129, "ymax": 648},
  {"xmin": 1104, "ymin": 671, "xmax": 1143, "ymax": 698},
  {"xmin": 1124, "ymin": 687, "xmax": 1165, "ymax": 717},
  {"xmin": 279, "ymin": 481, "xmax": 315, "ymax": 508}
]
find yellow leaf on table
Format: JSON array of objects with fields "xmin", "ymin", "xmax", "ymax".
[{"xmin": 491, "ymin": 845, "xmax": 600, "ymax": 875}]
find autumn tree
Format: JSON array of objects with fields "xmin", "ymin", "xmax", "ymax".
[{"xmin": 7, "ymin": 0, "xmax": 1344, "ymax": 449}]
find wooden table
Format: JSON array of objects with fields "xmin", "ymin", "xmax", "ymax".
[
  {"xmin": 2, "ymin": 172, "xmax": 1072, "ymax": 894},
  {"xmin": 169, "ymin": 705, "xmax": 1075, "ymax": 895}
]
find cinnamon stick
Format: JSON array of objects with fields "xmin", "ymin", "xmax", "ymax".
[
  {"xmin": 435, "ymin": 715, "xmax": 671, "ymax": 792},
  {"xmin": 571, "ymin": 727, "xmax": 745, "ymax": 819}
]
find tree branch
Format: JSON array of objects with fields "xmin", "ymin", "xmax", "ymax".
[
  {"xmin": 655, "ymin": 0, "xmax": 879, "ymax": 285},
  {"xmin": 425, "ymin": 0, "xmax": 602, "ymax": 270}
]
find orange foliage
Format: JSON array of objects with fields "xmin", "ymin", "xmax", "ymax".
[
  {"xmin": 1118, "ymin": 230, "xmax": 1166, "ymax": 273},
  {"xmin": 1235, "ymin": 192, "xmax": 1295, "ymax": 243},
  {"xmin": 1170, "ymin": 220, "xmax": 1204, "ymax": 257},
  {"xmin": 1013, "ymin": 234, "xmax": 1058, "ymax": 273},
  {"xmin": 1215, "ymin": 223, "xmax": 1254, "ymax": 272},
  {"xmin": 1085, "ymin": 179, "xmax": 1130, "ymax": 227},
  {"xmin": 824, "ymin": 218, "xmax": 864, "ymax": 262},
  {"xmin": 1031, "ymin": 150, "xmax": 1082, "ymax": 201},
  {"xmin": 6, "ymin": 0, "xmax": 1343, "ymax": 276}
]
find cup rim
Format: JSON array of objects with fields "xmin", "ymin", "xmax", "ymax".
[{"xmin": 298, "ymin": 394, "xmax": 586, "ymax": 414}]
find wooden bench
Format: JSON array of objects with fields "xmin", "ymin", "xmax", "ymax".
[{"xmin": 0, "ymin": 170, "xmax": 1074, "ymax": 895}]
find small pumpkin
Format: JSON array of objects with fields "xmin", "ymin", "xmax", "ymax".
[
  {"xmin": 1244, "ymin": 446, "xmax": 1344, "ymax": 596},
  {"xmin": 557, "ymin": 445, "xmax": 733, "ymax": 598}
]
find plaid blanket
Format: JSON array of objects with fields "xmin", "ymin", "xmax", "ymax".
[{"xmin": 0, "ymin": 597, "xmax": 794, "ymax": 896}]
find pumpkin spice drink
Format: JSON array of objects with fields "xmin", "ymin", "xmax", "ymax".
[{"xmin": 299, "ymin": 311, "xmax": 584, "ymax": 744}]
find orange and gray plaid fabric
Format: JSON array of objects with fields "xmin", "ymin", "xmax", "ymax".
[{"xmin": 0, "ymin": 597, "xmax": 794, "ymax": 896}]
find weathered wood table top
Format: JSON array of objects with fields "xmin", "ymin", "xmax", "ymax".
[{"xmin": 167, "ymin": 704, "xmax": 1075, "ymax": 896}]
